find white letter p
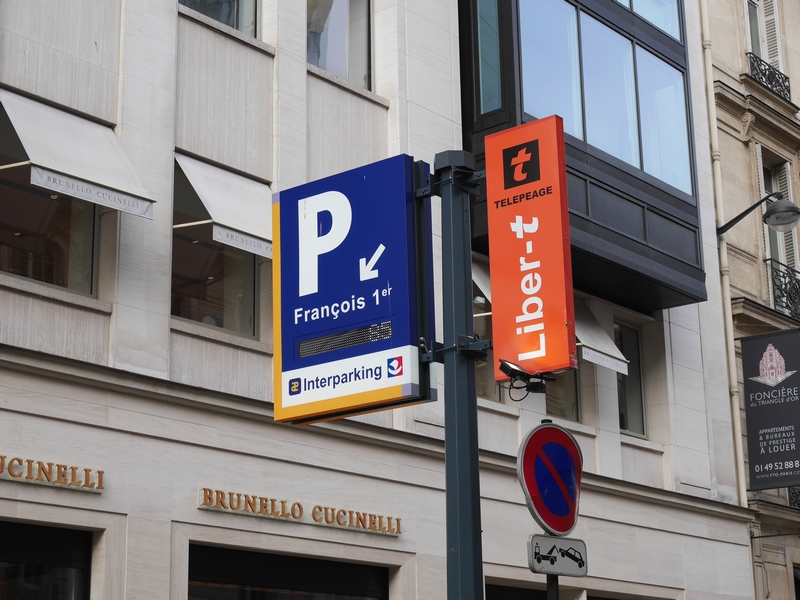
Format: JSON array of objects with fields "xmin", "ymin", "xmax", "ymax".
[{"xmin": 298, "ymin": 191, "xmax": 352, "ymax": 296}]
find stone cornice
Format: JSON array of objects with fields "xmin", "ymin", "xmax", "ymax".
[
  {"xmin": 715, "ymin": 79, "xmax": 800, "ymax": 148},
  {"xmin": 731, "ymin": 296, "xmax": 799, "ymax": 337}
]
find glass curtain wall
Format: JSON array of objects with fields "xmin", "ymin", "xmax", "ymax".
[{"xmin": 519, "ymin": 0, "xmax": 692, "ymax": 195}]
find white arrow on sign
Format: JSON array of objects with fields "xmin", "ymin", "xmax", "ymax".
[{"xmin": 360, "ymin": 244, "xmax": 386, "ymax": 281}]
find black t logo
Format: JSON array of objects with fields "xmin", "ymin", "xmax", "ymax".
[{"xmin": 503, "ymin": 140, "xmax": 540, "ymax": 189}]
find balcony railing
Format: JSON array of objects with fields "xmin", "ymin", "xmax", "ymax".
[
  {"xmin": 790, "ymin": 486, "xmax": 800, "ymax": 509},
  {"xmin": 748, "ymin": 52, "xmax": 791, "ymax": 103},
  {"xmin": 767, "ymin": 258, "xmax": 800, "ymax": 320}
]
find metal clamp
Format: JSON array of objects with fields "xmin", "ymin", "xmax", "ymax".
[{"xmin": 457, "ymin": 335, "xmax": 492, "ymax": 360}]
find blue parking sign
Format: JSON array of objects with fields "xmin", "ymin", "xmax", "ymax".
[{"xmin": 273, "ymin": 155, "xmax": 425, "ymax": 423}]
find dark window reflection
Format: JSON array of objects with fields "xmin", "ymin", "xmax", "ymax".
[
  {"xmin": 171, "ymin": 164, "xmax": 256, "ymax": 336},
  {"xmin": 179, "ymin": 0, "xmax": 257, "ymax": 37},
  {"xmin": 0, "ymin": 160, "xmax": 95, "ymax": 294},
  {"xmin": 190, "ymin": 581, "xmax": 383, "ymax": 600},
  {"xmin": 0, "ymin": 562, "xmax": 85, "ymax": 600}
]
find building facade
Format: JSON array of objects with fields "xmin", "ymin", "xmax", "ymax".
[
  {"xmin": 0, "ymin": 0, "xmax": 755, "ymax": 598},
  {"xmin": 710, "ymin": 0, "xmax": 800, "ymax": 596}
]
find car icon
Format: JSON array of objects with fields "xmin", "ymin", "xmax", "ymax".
[{"xmin": 559, "ymin": 547, "xmax": 585, "ymax": 569}]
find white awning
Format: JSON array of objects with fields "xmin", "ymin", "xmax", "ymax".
[
  {"xmin": 175, "ymin": 154, "xmax": 272, "ymax": 259},
  {"xmin": 0, "ymin": 89, "xmax": 155, "ymax": 219},
  {"xmin": 574, "ymin": 301, "xmax": 628, "ymax": 375}
]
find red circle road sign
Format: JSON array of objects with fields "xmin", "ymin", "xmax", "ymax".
[{"xmin": 517, "ymin": 423, "xmax": 583, "ymax": 536}]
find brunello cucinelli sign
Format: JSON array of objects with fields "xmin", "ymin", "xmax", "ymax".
[
  {"xmin": 742, "ymin": 328, "xmax": 800, "ymax": 491},
  {"xmin": 198, "ymin": 487, "xmax": 401, "ymax": 536},
  {"xmin": 0, "ymin": 455, "xmax": 104, "ymax": 493}
]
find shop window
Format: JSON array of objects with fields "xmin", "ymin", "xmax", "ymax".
[
  {"xmin": 486, "ymin": 585, "xmax": 547, "ymax": 599},
  {"xmin": 795, "ymin": 567, "xmax": 800, "ymax": 600},
  {"xmin": 615, "ymin": 322, "xmax": 645, "ymax": 436},
  {"xmin": 0, "ymin": 155, "xmax": 96, "ymax": 295},
  {"xmin": 307, "ymin": 0, "xmax": 371, "ymax": 90},
  {"xmin": 519, "ymin": 0, "xmax": 692, "ymax": 195},
  {"xmin": 171, "ymin": 164, "xmax": 257, "ymax": 337},
  {"xmin": 189, "ymin": 544, "xmax": 388, "ymax": 599},
  {"xmin": 0, "ymin": 521, "xmax": 92, "ymax": 600},
  {"xmin": 179, "ymin": 0, "xmax": 257, "ymax": 36}
]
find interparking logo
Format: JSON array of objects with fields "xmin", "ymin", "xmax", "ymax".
[
  {"xmin": 387, "ymin": 357, "xmax": 403, "ymax": 377},
  {"xmin": 288, "ymin": 378, "xmax": 301, "ymax": 395}
]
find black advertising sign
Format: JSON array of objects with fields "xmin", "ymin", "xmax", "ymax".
[{"xmin": 742, "ymin": 328, "xmax": 800, "ymax": 490}]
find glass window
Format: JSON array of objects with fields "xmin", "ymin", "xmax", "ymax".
[
  {"xmin": 636, "ymin": 46, "xmax": 691, "ymax": 194},
  {"xmin": 473, "ymin": 281, "xmax": 499, "ymax": 401},
  {"xmin": 615, "ymin": 322, "xmax": 645, "ymax": 435},
  {"xmin": 189, "ymin": 544, "xmax": 388, "ymax": 599},
  {"xmin": 632, "ymin": 0, "xmax": 681, "ymax": 40},
  {"xmin": 308, "ymin": 0, "xmax": 371, "ymax": 90},
  {"xmin": 520, "ymin": 0, "xmax": 583, "ymax": 139},
  {"xmin": 0, "ymin": 521, "xmax": 92, "ymax": 600},
  {"xmin": 478, "ymin": 0, "xmax": 502, "ymax": 114},
  {"xmin": 179, "ymin": 0, "xmax": 257, "ymax": 36},
  {"xmin": 546, "ymin": 370, "xmax": 579, "ymax": 422},
  {"xmin": 171, "ymin": 164, "xmax": 257, "ymax": 337},
  {"xmin": 582, "ymin": 13, "xmax": 640, "ymax": 169},
  {"xmin": 748, "ymin": 1, "xmax": 762, "ymax": 57},
  {"xmin": 519, "ymin": 2, "xmax": 693, "ymax": 195},
  {"xmin": 0, "ymin": 159, "xmax": 96, "ymax": 294}
]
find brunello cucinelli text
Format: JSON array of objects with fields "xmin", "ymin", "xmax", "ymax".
[
  {"xmin": 198, "ymin": 487, "xmax": 401, "ymax": 535},
  {"xmin": 0, "ymin": 455, "xmax": 104, "ymax": 493}
]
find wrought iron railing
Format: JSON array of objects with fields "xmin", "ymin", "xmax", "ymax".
[
  {"xmin": 748, "ymin": 52, "xmax": 791, "ymax": 102},
  {"xmin": 789, "ymin": 486, "xmax": 800, "ymax": 509},
  {"xmin": 766, "ymin": 259, "xmax": 800, "ymax": 320}
]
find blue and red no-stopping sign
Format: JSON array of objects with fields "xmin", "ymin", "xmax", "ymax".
[{"xmin": 517, "ymin": 423, "xmax": 583, "ymax": 536}]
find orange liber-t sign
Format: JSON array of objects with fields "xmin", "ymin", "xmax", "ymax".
[{"xmin": 485, "ymin": 116, "xmax": 576, "ymax": 381}]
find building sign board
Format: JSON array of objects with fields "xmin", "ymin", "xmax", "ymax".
[
  {"xmin": 273, "ymin": 155, "xmax": 424, "ymax": 423},
  {"xmin": 527, "ymin": 534, "xmax": 587, "ymax": 577},
  {"xmin": 518, "ymin": 423, "xmax": 583, "ymax": 536},
  {"xmin": 0, "ymin": 453, "xmax": 104, "ymax": 493},
  {"xmin": 484, "ymin": 116, "xmax": 576, "ymax": 380},
  {"xmin": 742, "ymin": 328, "xmax": 800, "ymax": 490},
  {"xmin": 198, "ymin": 487, "xmax": 401, "ymax": 536}
]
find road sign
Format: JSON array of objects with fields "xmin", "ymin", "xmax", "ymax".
[
  {"xmin": 517, "ymin": 423, "xmax": 583, "ymax": 536},
  {"xmin": 484, "ymin": 116, "xmax": 576, "ymax": 380},
  {"xmin": 527, "ymin": 534, "xmax": 587, "ymax": 577},
  {"xmin": 273, "ymin": 155, "xmax": 427, "ymax": 423}
]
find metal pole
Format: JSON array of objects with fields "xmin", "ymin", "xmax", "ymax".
[
  {"xmin": 435, "ymin": 150, "xmax": 485, "ymax": 600},
  {"xmin": 547, "ymin": 575, "xmax": 559, "ymax": 600}
]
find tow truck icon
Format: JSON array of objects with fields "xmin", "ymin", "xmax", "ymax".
[{"xmin": 533, "ymin": 543, "xmax": 585, "ymax": 569}]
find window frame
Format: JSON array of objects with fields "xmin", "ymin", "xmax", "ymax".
[
  {"xmin": 306, "ymin": 0, "xmax": 374, "ymax": 91},
  {"xmin": 178, "ymin": 0, "xmax": 259, "ymax": 37},
  {"xmin": 0, "ymin": 177, "xmax": 101, "ymax": 298},
  {"xmin": 517, "ymin": 0, "xmax": 695, "ymax": 200},
  {"xmin": 614, "ymin": 319, "xmax": 647, "ymax": 438},
  {"xmin": 170, "ymin": 163, "xmax": 262, "ymax": 340},
  {"xmin": 745, "ymin": 0, "xmax": 783, "ymax": 70}
]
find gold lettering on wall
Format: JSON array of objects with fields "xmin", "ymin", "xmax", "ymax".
[
  {"xmin": 0, "ymin": 453, "xmax": 104, "ymax": 493},
  {"xmin": 197, "ymin": 487, "xmax": 401, "ymax": 536}
]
